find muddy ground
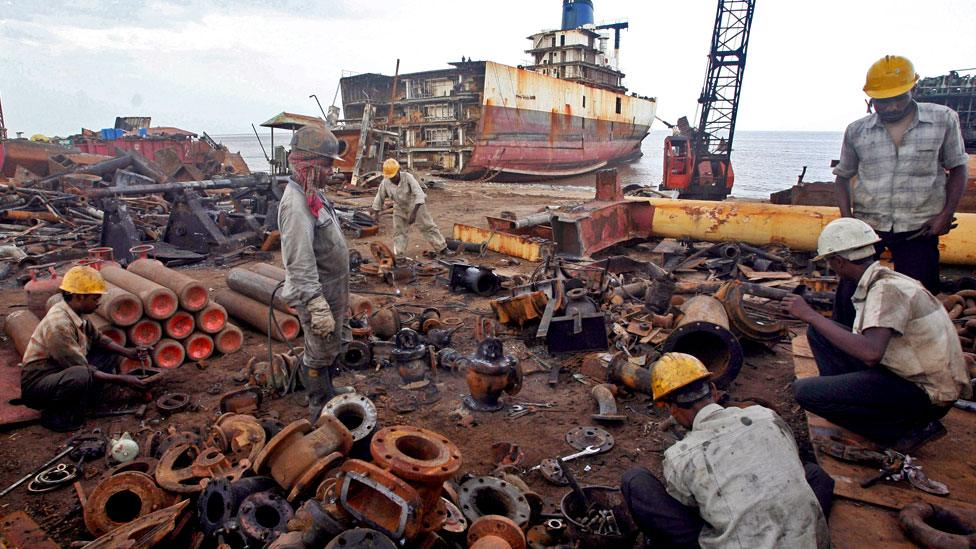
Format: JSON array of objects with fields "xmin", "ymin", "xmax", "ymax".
[{"xmin": 0, "ymin": 180, "xmax": 810, "ymax": 546}]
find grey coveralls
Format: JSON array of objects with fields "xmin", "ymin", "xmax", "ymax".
[
  {"xmin": 371, "ymin": 171, "xmax": 446, "ymax": 256},
  {"xmin": 278, "ymin": 179, "xmax": 350, "ymax": 376}
]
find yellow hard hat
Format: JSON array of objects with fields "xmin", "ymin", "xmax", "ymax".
[
  {"xmin": 863, "ymin": 55, "xmax": 919, "ymax": 99},
  {"xmin": 59, "ymin": 265, "xmax": 108, "ymax": 295},
  {"xmin": 651, "ymin": 352, "xmax": 711, "ymax": 401},
  {"xmin": 382, "ymin": 158, "xmax": 401, "ymax": 178},
  {"xmin": 30, "ymin": 134, "xmax": 50, "ymax": 143}
]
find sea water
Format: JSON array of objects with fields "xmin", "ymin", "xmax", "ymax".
[{"xmin": 213, "ymin": 129, "xmax": 844, "ymax": 200}]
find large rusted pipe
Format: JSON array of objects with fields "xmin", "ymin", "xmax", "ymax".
[
  {"xmin": 128, "ymin": 319, "xmax": 162, "ymax": 347},
  {"xmin": 127, "ymin": 259, "xmax": 209, "ymax": 312},
  {"xmin": 195, "ymin": 303, "xmax": 228, "ymax": 334},
  {"xmin": 4, "ymin": 310, "xmax": 40, "ymax": 358},
  {"xmin": 183, "ymin": 332, "xmax": 214, "ymax": 362},
  {"xmin": 163, "ymin": 311, "xmax": 195, "ymax": 340},
  {"xmin": 226, "ymin": 268, "xmax": 293, "ymax": 314},
  {"xmin": 251, "ymin": 263, "xmax": 285, "ymax": 282},
  {"xmin": 153, "ymin": 338, "xmax": 185, "ymax": 369},
  {"xmin": 607, "ymin": 354, "xmax": 653, "ymax": 395},
  {"xmin": 214, "ymin": 289, "xmax": 299, "ymax": 342},
  {"xmin": 98, "ymin": 283, "xmax": 144, "ymax": 327},
  {"xmin": 662, "ymin": 295, "xmax": 743, "ymax": 388},
  {"xmin": 214, "ymin": 323, "xmax": 243, "ymax": 354},
  {"xmin": 89, "ymin": 313, "xmax": 126, "ymax": 347},
  {"xmin": 100, "ymin": 266, "xmax": 178, "ymax": 320}
]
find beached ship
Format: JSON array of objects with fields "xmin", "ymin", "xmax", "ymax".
[{"xmin": 338, "ymin": 0, "xmax": 656, "ymax": 180}]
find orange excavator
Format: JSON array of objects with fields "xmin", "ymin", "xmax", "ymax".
[{"xmin": 661, "ymin": 0, "xmax": 756, "ymax": 201}]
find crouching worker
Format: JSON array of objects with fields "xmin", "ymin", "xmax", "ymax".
[
  {"xmin": 621, "ymin": 353, "xmax": 832, "ymax": 549},
  {"xmin": 20, "ymin": 265, "xmax": 151, "ymax": 432},
  {"xmin": 787, "ymin": 218, "xmax": 971, "ymax": 453}
]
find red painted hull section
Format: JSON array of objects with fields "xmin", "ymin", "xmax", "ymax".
[{"xmin": 467, "ymin": 104, "xmax": 649, "ymax": 177}]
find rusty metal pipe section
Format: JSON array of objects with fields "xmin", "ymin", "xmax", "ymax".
[
  {"xmin": 214, "ymin": 289, "xmax": 299, "ymax": 342},
  {"xmin": 98, "ymin": 283, "xmax": 143, "ymax": 326},
  {"xmin": 391, "ymin": 328, "xmax": 431, "ymax": 384},
  {"xmin": 100, "ymin": 265, "xmax": 178, "ymax": 320},
  {"xmin": 607, "ymin": 353, "xmax": 652, "ymax": 395},
  {"xmin": 252, "ymin": 263, "xmax": 286, "ymax": 282},
  {"xmin": 715, "ymin": 280, "xmax": 788, "ymax": 343},
  {"xmin": 214, "ymin": 322, "xmax": 243, "ymax": 354},
  {"xmin": 253, "ymin": 416, "xmax": 353, "ymax": 502},
  {"xmin": 127, "ymin": 319, "xmax": 162, "ymax": 347},
  {"xmin": 463, "ymin": 338, "xmax": 522, "ymax": 412},
  {"xmin": 459, "ymin": 476, "xmax": 532, "ymax": 530},
  {"xmin": 127, "ymin": 258, "xmax": 209, "ymax": 312},
  {"xmin": 208, "ymin": 413, "xmax": 267, "ymax": 464},
  {"xmin": 183, "ymin": 332, "xmax": 214, "ymax": 361},
  {"xmin": 195, "ymin": 302, "xmax": 228, "ymax": 334},
  {"xmin": 591, "ymin": 384, "xmax": 626, "ymax": 422},
  {"xmin": 662, "ymin": 295, "xmax": 743, "ymax": 388},
  {"xmin": 152, "ymin": 338, "xmax": 185, "ymax": 369},
  {"xmin": 90, "ymin": 313, "xmax": 127, "ymax": 347},
  {"xmin": 83, "ymin": 471, "xmax": 172, "ymax": 537},
  {"xmin": 4, "ymin": 309, "xmax": 39, "ymax": 357},
  {"xmin": 239, "ymin": 490, "xmax": 294, "ymax": 546},
  {"xmin": 227, "ymin": 268, "xmax": 295, "ymax": 314},
  {"xmin": 337, "ymin": 459, "xmax": 424, "ymax": 540},
  {"xmin": 196, "ymin": 476, "xmax": 278, "ymax": 537},
  {"xmin": 163, "ymin": 310, "xmax": 195, "ymax": 340},
  {"xmin": 320, "ymin": 393, "xmax": 378, "ymax": 445}
]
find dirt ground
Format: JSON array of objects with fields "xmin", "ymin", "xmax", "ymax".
[{"xmin": 0, "ymin": 180, "xmax": 812, "ymax": 546}]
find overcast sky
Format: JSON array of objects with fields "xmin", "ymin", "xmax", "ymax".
[{"xmin": 2, "ymin": 0, "xmax": 974, "ymax": 137}]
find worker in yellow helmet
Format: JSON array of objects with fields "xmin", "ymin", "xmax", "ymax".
[
  {"xmin": 831, "ymin": 55, "xmax": 969, "ymax": 326},
  {"xmin": 370, "ymin": 159, "xmax": 451, "ymax": 259},
  {"xmin": 620, "ymin": 352, "xmax": 832, "ymax": 548},
  {"xmin": 19, "ymin": 266, "xmax": 151, "ymax": 432}
]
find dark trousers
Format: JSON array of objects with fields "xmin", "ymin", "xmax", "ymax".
[
  {"xmin": 792, "ymin": 325, "xmax": 948, "ymax": 445},
  {"xmin": 833, "ymin": 231, "xmax": 939, "ymax": 327},
  {"xmin": 621, "ymin": 463, "xmax": 834, "ymax": 548},
  {"xmin": 21, "ymin": 348, "xmax": 119, "ymax": 412}
]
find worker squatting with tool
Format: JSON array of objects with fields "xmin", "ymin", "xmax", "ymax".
[
  {"xmin": 370, "ymin": 158, "xmax": 451, "ymax": 259},
  {"xmin": 18, "ymin": 266, "xmax": 151, "ymax": 432},
  {"xmin": 787, "ymin": 217, "xmax": 972, "ymax": 453},
  {"xmin": 832, "ymin": 55, "xmax": 969, "ymax": 326},
  {"xmin": 620, "ymin": 353, "xmax": 833, "ymax": 548},
  {"xmin": 278, "ymin": 125, "xmax": 356, "ymax": 421}
]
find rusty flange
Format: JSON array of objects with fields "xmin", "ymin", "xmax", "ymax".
[
  {"xmin": 467, "ymin": 515, "xmax": 527, "ymax": 549},
  {"xmin": 155, "ymin": 443, "xmax": 207, "ymax": 494},
  {"xmin": 458, "ymin": 476, "xmax": 532, "ymax": 529},
  {"xmin": 84, "ymin": 471, "xmax": 172, "ymax": 536},
  {"xmin": 83, "ymin": 499, "xmax": 191, "ymax": 549},
  {"xmin": 337, "ymin": 458, "xmax": 423, "ymax": 540},
  {"xmin": 565, "ymin": 426, "xmax": 614, "ymax": 453},
  {"xmin": 320, "ymin": 393, "xmax": 378, "ymax": 443},
  {"xmin": 209, "ymin": 413, "xmax": 267, "ymax": 464},
  {"xmin": 155, "ymin": 392, "xmax": 190, "ymax": 414},
  {"xmin": 253, "ymin": 416, "xmax": 353, "ymax": 502},
  {"xmin": 197, "ymin": 476, "xmax": 278, "ymax": 537},
  {"xmin": 190, "ymin": 447, "xmax": 249, "ymax": 483},
  {"xmin": 324, "ymin": 528, "xmax": 397, "ymax": 549},
  {"xmin": 239, "ymin": 490, "xmax": 294, "ymax": 546}
]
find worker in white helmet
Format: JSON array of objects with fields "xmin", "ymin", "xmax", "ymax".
[{"xmin": 787, "ymin": 217, "xmax": 971, "ymax": 453}]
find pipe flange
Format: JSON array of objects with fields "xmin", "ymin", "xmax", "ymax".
[
  {"xmin": 458, "ymin": 476, "xmax": 532, "ymax": 529},
  {"xmin": 325, "ymin": 528, "xmax": 398, "ymax": 549},
  {"xmin": 441, "ymin": 497, "xmax": 468, "ymax": 536},
  {"xmin": 565, "ymin": 426, "xmax": 614, "ymax": 453},
  {"xmin": 239, "ymin": 490, "xmax": 294, "ymax": 546},
  {"xmin": 467, "ymin": 515, "xmax": 527, "ymax": 549},
  {"xmin": 370, "ymin": 425, "xmax": 462, "ymax": 484},
  {"xmin": 339, "ymin": 340, "xmax": 373, "ymax": 370},
  {"xmin": 337, "ymin": 459, "xmax": 423, "ymax": 540},
  {"xmin": 84, "ymin": 471, "xmax": 170, "ymax": 536},
  {"xmin": 209, "ymin": 413, "xmax": 267, "ymax": 464},
  {"xmin": 155, "ymin": 392, "xmax": 190, "ymax": 414},
  {"xmin": 148, "ymin": 430, "xmax": 201, "ymax": 459},
  {"xmin": 320, "ymin": 393, "xmax": 378, "ymax": 443},
  {"xmin": 190, "ymin": 447, "xmax": 249, "ymax": 483},
  {"xmin": 155, "ymin": 443, "xmax": 206, "ymax": 494},
  {"xmin": 252, "ymin": 417, "xmax": 353, "ymax": 502},
  {"xmin": 197, "ymin": 476, "xmax": 278, "ymax": 537}
]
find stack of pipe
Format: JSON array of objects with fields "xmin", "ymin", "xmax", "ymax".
[
  {"xmin": 941, "ymin": 289, "xmax": 976, "ymax": 372},
  {"xmin": 216, "ymin": 265, "xmax": 300, "ymax": 342},
  {"xmin": 29, "ymin": 257, "xmax": 244, "ymax": 370}
]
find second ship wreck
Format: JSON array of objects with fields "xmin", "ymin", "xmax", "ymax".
[{"xmin": 338, "ymin": 0, "xmax": 656, "ymax": 181}]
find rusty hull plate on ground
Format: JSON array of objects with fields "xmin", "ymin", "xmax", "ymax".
[
  {"xmin": 0, "ymin": 511, "xmax": 60, "ymax": 549},
  {"xmin": 0, "ymin": 348, "xmax": 41, "ymax": 427},
  {"xmin": 792, "ymin": 335, "xmax": 976, "ymax": 548},
  {"xmin": 452, "ymin": 224, "xmax": 545, "ymax": 262}
]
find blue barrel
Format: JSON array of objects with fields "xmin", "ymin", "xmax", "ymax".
[
  {"xmin": 100, "ymin": 128, "xmax": 116, "ymax": 140},
  {"xmin": 561, "ymin": 0, "xmax": 594, "ymax": 30}
]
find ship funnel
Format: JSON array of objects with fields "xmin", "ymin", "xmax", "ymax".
[{"xmin": 561, "ymin": 0, "xmax": 594, "ymax": 30}]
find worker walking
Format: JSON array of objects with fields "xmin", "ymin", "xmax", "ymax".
[
  {"xmin": 19, "ymin": 266, "xmax": 151, "ymax": 432},
  {"xmin": 279, "ymin": 125, "xmax": 354, "ymax": 422},
  {"xmin": 371, "ymin": 159, "xmax": 449, "ymax": 259},
  {"xmin": 832, "ymin": 55, "xmax": 969, "ymax": 326},
  {"xmin": 788, "ymin": 218, "xmax": 971, "ymax": 453},
  {"xmin": 621, "ymin": 353, "xmax": 832, "ymax": 549}
]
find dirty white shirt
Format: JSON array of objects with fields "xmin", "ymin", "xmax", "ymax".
[
  {"xmin": 853, "ymin": 261, "xmax": 972, "ymax": 405},
  {"xmin": 663, "ymin": 403, "xmax": 830, "ymax": 549},
  {"xmin": 833, "ymin": 101, "xmax": 968, "ymax": 233},
  {"xmin": 371, "ymin": 172, "xmax": 426, "ymax": 214}
]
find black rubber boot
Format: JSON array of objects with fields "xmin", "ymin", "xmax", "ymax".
[{"xmin": 304, "ymin": 364, "xmax": 354, "ymax": 423}]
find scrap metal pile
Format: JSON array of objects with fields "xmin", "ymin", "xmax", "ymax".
[{"xmin": 941, "ymin": 280, "xmax": 976, "ymax": 384}]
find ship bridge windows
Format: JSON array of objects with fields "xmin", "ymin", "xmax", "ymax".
[
  {"xmin": 424, "ymin": 104, "xmax": 454, "ymax": 121},
  {"xmin": 424, "ymin": 127, "xmax": 452, "ymax": 146}
]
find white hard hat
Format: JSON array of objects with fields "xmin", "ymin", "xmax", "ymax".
[{"xmin": 814, "ymin": 218, "xmax": 881, "ymax": 262}]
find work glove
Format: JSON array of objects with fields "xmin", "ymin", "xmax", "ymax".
[{"xmin": 306, "ymin": 295, "xmax": 335, "ymax": 338}]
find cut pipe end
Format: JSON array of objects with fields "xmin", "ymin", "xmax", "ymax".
[
  {"xmin": 277, "ymin": 318, "xmax": 300, "ymax": 341},
  {"xmin": 197, "ymin": 305, "xmax": 227, "ymax": 334},
  {"xmin": 184, "ymin": 333, "xmax": 214, "ymax": 361},
  {"xmin": 153, "ymin": 339, "xmax": 185, "ymax": 369},
  {"xmin": 214, "ymin": 325, "xmax": 243, "ymax": 354},
  {"xmin": 181, "ymin": 285, "xmax": 209, "ymax": 312},
  {"xmin": 102, "ymin": 328, "xmax": 127, "ymax": 347},
  {"xmin": 145, "ymin": 291, "xmax": 178, "ymax": 320},
  {"xmin": 129, "ymin": 320, "xmax": 162, "ymax": 347},
  {"xmin": 109, "ymin": 297, "xmax": 143, "ymax": 327},
  {"xmin": 165, "ymin": 311, "xmax": 195, "ymax": 339}
]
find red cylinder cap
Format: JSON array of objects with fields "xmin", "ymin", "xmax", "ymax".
[
  {"xmin": 185, "ymin": 334, "xmax": 214, "ymax": 361},
  {"xmin": 199, "ymin": 308, "xmax": 227, "ymax": 333},
  {"xmin": 147, "ymin": 293, "xmax": 178, "ymax": 320},
  {"xmin": 111, "ymin": 297, "xmax": 142, "ymax": 326},
  {"xmin": 166, "ymin": 312, "xmax": 195, "ymax": 339},
  {"xmin": 154, "ymin": 340, "xmax": 184, "ymax": 369},
  {"xmin": 279, "ymin": 318, "xmax": 300, "ymax": 340},
  {"xmin": 131, "ymin": 321, "xmax": 162, "ymax": 346},
  {"xmin": 215, "ymin": 329, "xmax": 242, "ymax": 354},
  {"xmin": 182, "ymin": 286, "xmax": 209, "ymax": 311}
]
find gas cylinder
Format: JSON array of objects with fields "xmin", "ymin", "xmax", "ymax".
[
  {"xmin": 25, "ymin": 263, "xmax": 61, "ymax": 319},
  {"xmin": 87, "ymin": 247, "xmax": 122, "ymax": 270}
]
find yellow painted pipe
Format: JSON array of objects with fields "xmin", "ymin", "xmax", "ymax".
[{"xmin": 640, "ymin": 198, "xmax": 976, "ymax": 266}]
